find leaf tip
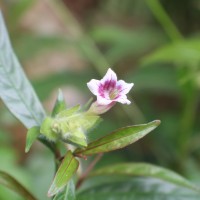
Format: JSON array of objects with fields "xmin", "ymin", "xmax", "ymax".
[
  {"xmin": 154, "ymin": 120, "xmax": 161, "ymax": 126},
  {"xmin": 25, "ymin": 146, "xmax": 30, "ymax": 153},
  {"xmin": 47, "ymin": 183, "xmax": 59, "ymax": 197},
  {"xmin": 58, "ymin": 88, "xmax": 64, "ymax": 102}
]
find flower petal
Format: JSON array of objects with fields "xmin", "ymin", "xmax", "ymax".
[
  {"xmin": 117, "ymin": 80, "xmax": 134, "ymax": 95},
  {"xmin": 87, "ymin": 79, "xmax": 100, "ymax": 95},
  {"xmin": 115, "ymin": 95, "xmax": 131, "ymax": 104},
  {"xmin": 101, "ymin": 68, "xmax": 117, "ymax": 84},
  {"xmin": 97, "ymin": 96, "xmax": 112, "ymax": 105}
]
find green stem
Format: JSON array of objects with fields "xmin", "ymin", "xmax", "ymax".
[
  {"xmin": 0, "ymin": 171, "xmax": 38, "ymax": 200},
  {"xmin": 178, "ymin": 82, "xmax": 198, "ymax": 157},
  {"xmin": 38, "ymin": 136, "xmax": 61, "ymax": 159},
  {"xmin": 146, "ymin": 0, "xmax": 183, "ymax": 41}
]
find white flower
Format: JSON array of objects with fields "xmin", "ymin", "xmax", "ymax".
[{"xmin": 87, "ymin": 68, "xmax": 134, "ymax": 106}]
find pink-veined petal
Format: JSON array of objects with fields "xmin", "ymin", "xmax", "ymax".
[
  {"xmin": 97, "ymin": 96, "xmax": 113, "ymax": 105},
  {"xmin": 115, "ymin": 95, "xmax": 131, "ymax": 104},
  {"xmin": 87, "ymin": 79, "xmax": 100, "ymax": 95},
  {"xmin": 101, "ymin": 68, "xmax": 117, "ymax": 84},
  {"xmin": 117, "ymin": 80, "xmax": 134, "ymax": 95}
]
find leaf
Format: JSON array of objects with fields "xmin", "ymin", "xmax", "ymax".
[
  {"xmin": 52, "ymin": 89, "xmax": 66, "ymax": 117},
  {"xmin": 53, "ymin": 179, "xmax": 76, "ymax": 200},
  {"xmin": 0, "ymin": 171, "xmax": 37, "ymax": 200},
  {"xmin": 142, "ymin": 38, "xmax": 200, "ymax": 66},
  {"xmin": 77, "ymin": 176, "xmax": 200, "ymax": 200},
  {"xmin": 0, "ymin": 12, "xmax": 46, "ymax": 128},
  {"xmin": 74, "ymin": 120, "xmax": 160, "ymax": 155},
  {"xmin": 25, "ymin": 126, "xmax": 40, "ymax": 153},
  {"xmin": 56, "ymin": 105, "xmax": 80, "ymax": 118},
  {"xmin": 48, "ymin": 151, "xmax": 79, "ymax": 197},
  {"xmin": 90, "ymin": 163, "xmax": 199, "ymax": 192}
]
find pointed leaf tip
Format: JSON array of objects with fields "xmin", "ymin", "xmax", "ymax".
[
  {"xmin": 48, "ymin": 151, "xmax": 79, "ymax": 197},
  {"xmin": 75, "ymin": 120, "xmax": 160, "ymax": 155},
  {"xmin": 25, "ymin": 126, "xmax": 40, "ymax": 153},
  {"xmin": 58, "ymin": 89, "xmax": 65, "ymax": 102},
  {"xmin": 52, "ymin": 89, "xmax": 66, "ymax": 117}
]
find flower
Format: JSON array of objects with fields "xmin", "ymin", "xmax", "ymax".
[{"xmin": 87, "ymin": 68, "xmax": 134, "ymax": 114}]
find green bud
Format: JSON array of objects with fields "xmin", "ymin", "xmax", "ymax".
[
  {"xmin": 40, "ymin": 105, "xmax": 101, "ymax": 148},
  {"xmin": 40, "ymin": 117, "xmax": 58, "ymax": 141}
]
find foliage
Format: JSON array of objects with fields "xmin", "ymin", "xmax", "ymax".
[{"xmin": 0, "ymin": 0, "xmax": 200, "ymax": 199}]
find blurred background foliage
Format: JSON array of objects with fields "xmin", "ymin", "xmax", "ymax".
[{"xmin": 1, "ymin": 0, "xmax": 200, "ymax": 199}]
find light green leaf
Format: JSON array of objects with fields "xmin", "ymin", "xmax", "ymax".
[
  {"xmin": 53, "ymin": 179, "xmax": 76, "ymax": 200},
  {"xmin": 56, "ymin": 105, "xmax": 80, "ymax": 118},
  {"xmin": 74, "ymin": 120, "xmax": 160, "ymax": 155},
  {"xmin": 91, "ymin": 163, "xmax": 199, "ymax": 192},
  {"xmin": 77, "ymin": 176, "xmax": 200, "ymax": 200},
  {"xmin": 142, "ymin": 39, "xmax": 200, "ymax": 66},
  {"xmin": 0, "ymin": 171, "xmax": 37, "ymax": 200},
  {"xmin": 52, "ymin": 89, "xmax": 66, "ymax": 117},
  {"xmin": 48, "ymin": 151, "xmax": 79, "ymax": 197},
  {"xmin": 0, "ymin": 12, "xmax": 46, "ymax": 128},
  {"xmin": 25, "ymin": 126, "xmax": 40, "ymax": 153}
]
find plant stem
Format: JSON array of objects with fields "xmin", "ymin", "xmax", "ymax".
[
  {"xmin": 146, "ymin": 0, "xmax": 183, "ymax": 42},
  {"xmin": 76, "ymin": 153, "xmax": 103, "ymax": 189}
]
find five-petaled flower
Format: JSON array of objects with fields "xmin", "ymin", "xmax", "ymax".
[{"xmin": 87, "ymin": 68, "xmax": 134, "ymax": 114}]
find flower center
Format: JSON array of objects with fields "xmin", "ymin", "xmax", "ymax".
[{"xmin": 109, "ymin": 89, "xmax": 118, "ymax": 100}]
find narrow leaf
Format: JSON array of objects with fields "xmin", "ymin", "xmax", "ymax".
[
  {"xmin": 75, "ymin": 120, "xmax": 160, "ymax": 155},
  {"xmin": 53, "ymin": 179, "xmax": 76, "ymax": 200},
  {"xmin": 0, "ymin": 171, "xmax": 37, "ymax": 200},
  {"xmin": 52, "ymin": 89, "xmax": 66, "ymax": 117},
  {"xmin": 0, "ymin": 12, "xmax": 46, "ymax": 128},
  {"xmin": 65, "ymin": 179, "xmax": 76, "ymax": 200},
  {"xmin": 48, "ymin": 151, "xmax": 79, "ymax": 197},
  {"xmin": 91, "ymin": 163, "xmax": 199, "ymax": 192},
  {"xmin": 25, "ymin": 126, "xmax": 40, "ymax": 153}
]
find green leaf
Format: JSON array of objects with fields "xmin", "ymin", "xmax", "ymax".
[
  {"xmin": 75, "ymin": 120, "xmax": 160, "ymax": 155},
  {"xmin": 0, "ymin": 12, "xmax": 46, "ymax": 128},
  {"xmin": 0, "ymin": 171, "xmax": 37, "ymax": 200},
  {"xmin": 53, "ymin": 179, "xmax": 76, "ymax": 200},
  {"xmin": 25, "ymin": 126, "xmax": 40, "ymax": 153},
  {"xmin": 91, "ymin": 163, "xmax": 199, "ymax": 192},
  {"xmin": 142, "ymin": 38, "xmax": 200, "ymax": 66},
  {"xmin": 48, "ymin": 151, "xmax": 79, "ymax": 197},
  {"xmin": 56, "ymin": 105, "xmax": 80, "ymax": 118},
  {"xmin": 52, "ymin": 89, "xmax": 66, "ymax": 117},
  {"xmin": 77, "ymin": 176, "xmax": 200, "ymax": 200}
]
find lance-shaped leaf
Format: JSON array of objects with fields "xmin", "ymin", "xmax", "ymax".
[
  {"xmin": 52, "ymin": 89, "xmax": 66, "ymax": 117},
  {"xmin": 75, "ymin": 120, "xmax": 160, "ymax": 155},
  {"xmin": 90, "ymin": 163, "xmax": 199, "ymax": 192},
  {"xmin": 48, "ymin": 151, "xmax": 79, "ymax": 197},
  {"xmin": 53, "ymin": 179, "xmax": 76, "ymax": 200},
  {"xmin": 0, "ymin": 12, "xmax": 45, "ymax": 128},
  {"xmin": 0, "ymin": 171, "xmax": 37, "ymax": 200},
  {"xmin": 25, "ymin": 126, "xmax": 40, "ymax": 153},
  {"xmin": 77, "ymin": 177, "xmax": 200, "ymax": 200}
]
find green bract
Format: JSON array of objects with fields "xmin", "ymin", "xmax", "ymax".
[{"xmin": 40, "ymin": 105, "xmax": 101, "ymax": 147}]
